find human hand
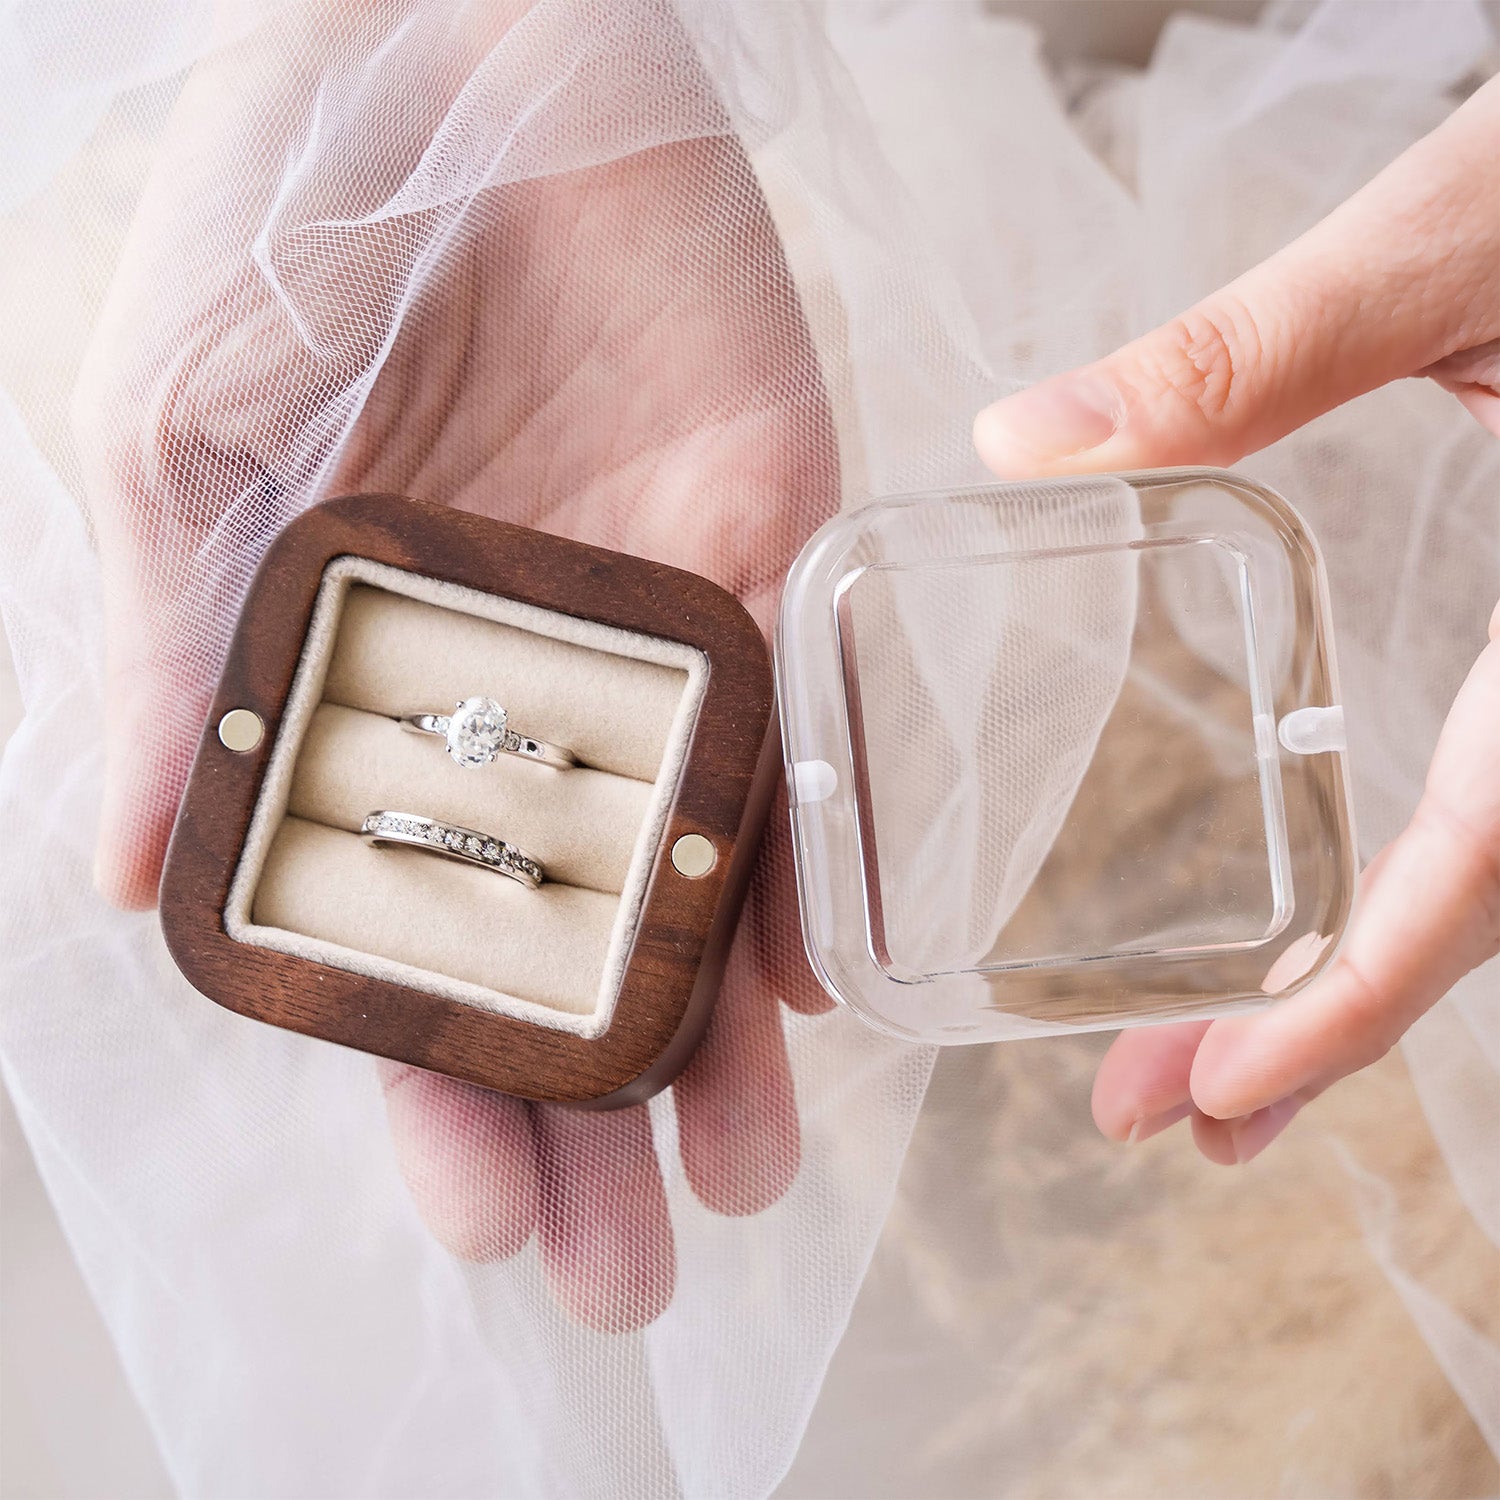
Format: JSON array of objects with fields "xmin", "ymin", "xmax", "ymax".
[
  {"xmin": 973, "ymin": 76, "xmax": 1500, "ymax": 1164},
  {"xmin": 77, "ymin": 11, "xmax": 834, "ymax": 1328}
]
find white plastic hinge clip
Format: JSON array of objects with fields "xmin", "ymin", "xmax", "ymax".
[{"xmin": 1277, "ymin": 705, "xmax": 1346, "ymax": 756}]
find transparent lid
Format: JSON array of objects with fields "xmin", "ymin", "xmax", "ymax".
[{"xmin": 775, "ymin": 469, "xmax": 1357, "ymax": 1042}]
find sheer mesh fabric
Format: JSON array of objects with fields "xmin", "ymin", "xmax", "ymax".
[{"xmin": 1, "ymin": 1, "xmax": 1496, "ymax": 1494}]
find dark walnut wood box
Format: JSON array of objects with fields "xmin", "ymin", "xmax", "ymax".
[{"xmin": 158, "ymin": 494, "xmax": 778, "ymax": 1107}]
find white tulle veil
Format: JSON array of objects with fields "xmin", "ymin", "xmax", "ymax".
[{"xmin": 2, "ymin": 0, "xmax": 1496, "ymax": 1493}]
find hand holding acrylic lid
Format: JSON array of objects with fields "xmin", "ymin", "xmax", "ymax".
[{"xmin": 975, "ymin": 75, "xmax": 1500, "ymax": 1167}]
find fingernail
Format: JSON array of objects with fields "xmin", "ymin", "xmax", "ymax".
[
  {"xmin": 1126, "ymin": 1100, "xmax": 1193, "ymax": 1144},
  {"xmin": 1229, "ymin": 1097, "xmax": 1304, "ymax": 1164},
  {"xmin": 974, "ymin": 374, "xmax": 1124, "ymax": 472}
]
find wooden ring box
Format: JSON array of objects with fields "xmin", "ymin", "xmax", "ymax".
[{"xmin": 159, "ymin": 494, "xmax": 778, "ymax": 1107}]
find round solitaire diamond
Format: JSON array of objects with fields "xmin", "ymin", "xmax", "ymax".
[{"xmin": 445, "ymin": 696, "xmax": 508, "ymax": 768}]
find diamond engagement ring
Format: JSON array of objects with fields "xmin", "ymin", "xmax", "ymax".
[
  {"xmin": 360, "ymin": 810, "xmax": 545, "ymax": 889},
  {"xmin": 399, "ymin": 696, "xmax": 576, "ymax": 770}
]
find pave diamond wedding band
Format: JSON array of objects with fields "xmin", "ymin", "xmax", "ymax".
[
  {"xmin": 400, "ymin": 696, "xmax": 576, "ymax": 770},
  {"xmin": 360, "ymin": 810, "xmax": 544, "ymax": 889}
]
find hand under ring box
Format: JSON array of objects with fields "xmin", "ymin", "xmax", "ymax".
[{"xmin": 158, "ymin": 494, "xmax": 778, "ymax": 1107}]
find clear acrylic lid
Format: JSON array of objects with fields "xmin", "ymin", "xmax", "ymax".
[{"xmin": 775, "ymin": 469, "xmax": 1357, "ymax": 1043}]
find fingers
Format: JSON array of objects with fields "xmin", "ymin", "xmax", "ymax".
[
  {"xmin": 92, "ymin": 605, "xmax": 214, "ymax": 909},
  {"xmin": 1190, "ymin": 1094, "xmax": 1310, "ymax": 1168},
  {"xmin": 383, "ymin": 974, "xmax": 802, "ymax": 1328},
  {"xmin": 382, "ymin": 1065, "xmax": 677, "ymax": 1333},
  {"xmin": 750, "ymin": 809, "xmax": 833, "ymax": 1017},
  {"xmin": 1091, "ymin": 1020, "xmax": 1211, "ymax": 1142},
  {"xmin": 1190, "ymin": 625, "xmax": 1500, "ymax": 1121},
  {"xmin": 668, "ymin": 803, "xmax": 817, "ymax": 1216},
  {"xmin": 674, "ymin": 934, "xmax": 802, "ymax": 1217},
  {"xmin": 95, "ymin": 741, "xmax": 177, "ymax": 911},
  {"xmin": 974, "ymin": 76, "xmax": 1500, "ymax": 477},
  {"xmin": 386, "ymin": 981, "xmax": 795, "ymax": 1328},
  {"xmin": 532, "ymin": 1103, "xmax": 675, "ymax": 1334},
  {"xmin": 1096, "ymin": 616, "xmax": 1500, "ymax": 1162},
  {"xmin": 379, "ymin": 1063, "xmax": 540, "ymax": 1261},
  {"xmin": 1096, "ymin": 1025, "xmax": 1318, "ymax": 1164},
  {"xmin": 1424, "ymin": 336, "xmax": 1500, "ymax": 436}
]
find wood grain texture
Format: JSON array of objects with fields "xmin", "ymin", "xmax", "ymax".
[{"xmin": 158, "ymin": 493, "xmax": 778, "ymax": 1106}]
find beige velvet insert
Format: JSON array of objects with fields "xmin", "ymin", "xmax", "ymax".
[{"xmin": 232, "ymin": 566, "xmax": 703, "ymax": 1033}]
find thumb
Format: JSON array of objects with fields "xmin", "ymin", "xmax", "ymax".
[
  {"xmin": 974, "ymin": 76, "xmax": 1500, "ymax": 476},
  {"xmin": 82, "ymin": 326, "xmax": 311, "ymax": 911},
  {"xmin": 94, "ymin": 569, "xmax": 217, "ymax": 911}
]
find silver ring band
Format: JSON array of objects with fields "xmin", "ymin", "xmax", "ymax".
[
  {"xmin": 360, "ymin": 810, "xmax": 544, "ymax": 889},
  {"xmin": 400, "ymin": 695, "xmax": 576, "ymax": 771}
]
